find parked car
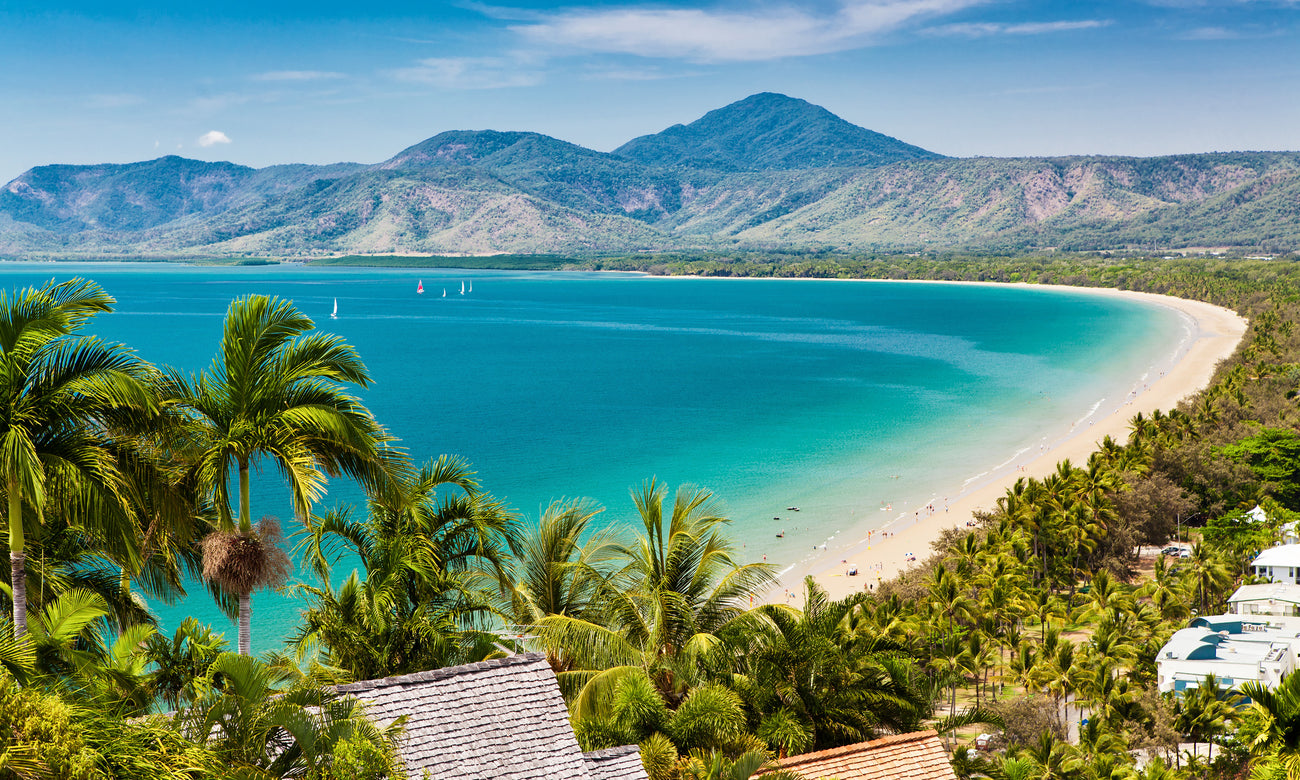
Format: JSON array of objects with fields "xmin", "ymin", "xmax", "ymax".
[{"xmin": 1161, "ymin": 546, "xmax": 1182, "ymax": 556}]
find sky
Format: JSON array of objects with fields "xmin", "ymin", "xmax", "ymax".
[{"xmin": 1, "ymin": 0, "xmax": 1297, "ymax": 182}]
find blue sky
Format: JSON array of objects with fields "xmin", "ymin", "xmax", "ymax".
[{"xmin": 1, "ymin": 0, "xmax": 1297, "ymax": 181}]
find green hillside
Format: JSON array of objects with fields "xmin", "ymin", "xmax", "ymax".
[{"xmin": 1, "ymin": 94, "xmax": 1297, "ymax": 258}]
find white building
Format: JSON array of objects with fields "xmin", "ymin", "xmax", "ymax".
[
  {"xmin": 1155, "ymin": 615, "xmax": 1300, "ymax": 694},
  {"xmin": 1229, "ymin": 582, "xmax": 1300, "ymax": 619},
  {"xmin": 1249, "ymin": 545, "xmax": 1300, "ymax": 585}
]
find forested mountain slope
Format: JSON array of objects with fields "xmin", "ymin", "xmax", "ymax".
[{"xmin": 2, "ymin": 93, "xmax": 1296, "ymax": 257}]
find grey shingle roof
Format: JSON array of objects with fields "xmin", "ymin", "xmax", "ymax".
[
  {"xmin": 338, "ymin": 652, "xmax": 645, "ymax": 780},
  {"xmin": 584, "ymin": 745, "xmax": 650, "ymax": 780}
]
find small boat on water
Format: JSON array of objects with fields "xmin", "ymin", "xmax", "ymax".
[
  {"xmin": 459, "ymin": 281, "xmax": 465, "ymax": 295},
  {"xmin": 442, "ymin": 289, "xmax": 446, "ymax": 297},
  {"xmin": 330, "ymin": 298, "xmax": 337, "ymax": 319},
  {"xmin": 787, "ymin": 506, "xmax": 800, "ymax": 512},
  {"xmin": 417, "ymin": 280, "xmax": 424, "ymax": 294},
  {"xmin": 468, "ymin": 280, "xmax": 473, "ymax": 293}
]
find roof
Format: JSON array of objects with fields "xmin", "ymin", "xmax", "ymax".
[
  {"xmin": 338, "ymin": 653, "xmax": 646, "ymax": 780},
  {"xmin": 1161, "ymin": 627, "xmax": 1227, "ymax": 661},
  {"xmin": 765, "ymin": 731, "xmax": 957, "ymax": 780},
  {"xmin": 1251, "ymin": 544, "xmax": 1300, "ymax": 567},
  {"xmin": 1230, "ymin": 582, "xmax": 1300, "ymax": 605},
  {"xmin": 584, "ymin": 745, "xmax": 649, "ymax": 780}
]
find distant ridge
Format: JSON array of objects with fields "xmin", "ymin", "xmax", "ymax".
[
  {"xmin": 613, "ymin": 92, "xmax": 941, "ymax": 171},
  {"xmin": 1, "ymin": 92, "xmax": 1297, "ymax": 257}
]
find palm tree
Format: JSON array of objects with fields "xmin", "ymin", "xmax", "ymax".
[
  {"xmin": 497, "ymin": 498, "xmax": 616, "ymax": 627},
  {"xmin": 174, "ymin": 294, "xmax": 398, "ymax": 655},
  {"xmin": 1242, "ymin": 672, "xmax": 1300, "ymax": 777},
  {"xmin": 736, "ymin": 578, "xmax": 929, "ymax": 752},
  {"xmin": 0, "ymin": 278, "xmax": 159, "ymax": 641},
  {"xmin": 1185, "ymin": 543, "xmax": 1234, "ymax": 616},
  {"xmin": 535, "ymin": 479, "xmax": 775, "ymax": 717},
  {"xmin": 1175, "ymin": 675, "xmax": 1240, "ymax": 760},
  {"xmin": 176, "ymin": 651, "xmax": 403, "ymax": 777},
  {"xmin": 291, "ymin": 456, "xmax": 514, "ymax": 677}
]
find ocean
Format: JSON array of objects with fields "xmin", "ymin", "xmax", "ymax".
[{"xmin": 0, "ymin": 263, "xmax": 1188, "ymax": 651}]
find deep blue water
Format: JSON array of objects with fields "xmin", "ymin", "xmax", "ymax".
[{"xmin": 0, "ymin": 264, "xmax": 1187, "ymax": 652}]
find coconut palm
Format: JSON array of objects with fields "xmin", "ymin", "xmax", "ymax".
[
  {"xmin": 176, "ymin": 651, "xmax": 403, "ymax": 778},
  {"xmin": 173, "ymin": 294, "xmax": 399, "ymax": 655},
  {"xmin": 1241, "ymin": 672, "xmax": 1300, "ymax": 777},
  {"xmin": 497, "ymin": 497, "xmax": 616, "ymax": 626},
  {"xmin": 736, "ymin": 579, "xmax": 930, "ymax": 751},
  {"xmin": 0, "ymin": 278, "xmax": 159, "ymax": 641},
  {"xmin": 1185, "ymin": 543, "xmax": 1234, "ymax": 616},
  {"xmin": 535, "ymin": 479, "xmax": 775, "ymax": 717},
  {"xmin": 291, "ymin": 456, "xmax": 515, "ymax": 677}
]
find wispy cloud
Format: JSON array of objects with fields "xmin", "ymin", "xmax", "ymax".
[
  {"xmin": 510, "ymin": 0, "xmax": 990, "ymax": 62},
  {"xmin": 197, "ymin": 130, "xmax": 232, "ymax": 147},
  {"xmin": 925, "ymin": 19, "xmax": 1112, "ymax": 37},
  {"xmin": 251, "ymin": 70, "xmax": 346, "ymax": 82},
  {"xmin": 1178, "ymin": 25, "xmax": 1240, "ymax": 39},
  {"xmin": 387, "ymin": 56, "xmax": 542, "ymax": 89}
]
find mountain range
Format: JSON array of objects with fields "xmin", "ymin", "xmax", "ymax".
[{"xmin": 2, "ymin": 92, "xmax": 1297, "ymax": 258}]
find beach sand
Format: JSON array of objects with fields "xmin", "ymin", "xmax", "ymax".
[{"xmin": 763, "ymin": 283, "xmax": 1249, "ymax": 605}]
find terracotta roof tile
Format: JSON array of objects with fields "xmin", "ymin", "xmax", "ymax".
[{"xmin": 764, "ymin": 731, "xmax": 957, "ymax": 780}]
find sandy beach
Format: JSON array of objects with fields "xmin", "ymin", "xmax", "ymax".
[{"xmin": 763, "ymin": 283, "xmax": 1249, "ymax": 605}]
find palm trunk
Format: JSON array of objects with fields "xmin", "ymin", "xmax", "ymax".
[
  {"xmin": 238, "ymin": 459, "xmax": 252, "ymax": 655},
  {"xmin": 9, "ymin": 484, "xmax": 26, "ymax": 639},
  {"xmin": 239, "ymin": 591, "xmax": 251, "ymax": 656}
]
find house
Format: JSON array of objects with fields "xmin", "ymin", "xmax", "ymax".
[
  {"xmin": 1239, "ymin": 505, "xmax": 1299, "ymax": 544},
  {"xmin": 1155, "ymin": 616, "xmax": 1300, "ymax": 694},
  {"xmin": 336, "ymin": 653, "xmax": 648, "ymax": 780},
  {"xmin": 763, "ymin": 730, "xmax": 957, "ymax": 780},
  {"xmin": 1248, "ymin": 544, "xmax": 1300, "ymax": 584},
  {"xmin": 1229, "ymin": 582, "xmax": 1300, "ymax": 620}
]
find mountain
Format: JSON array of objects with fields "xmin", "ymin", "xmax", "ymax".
[
  {"xmin": 0, "ymin": 93, "xmax": 1297, "ymax": 258},
  {"xmin": 614, "ymin": 92, "xmax": 941, "ymax": 171}
]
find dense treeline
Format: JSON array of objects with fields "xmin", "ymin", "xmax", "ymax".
[{"xmin": 5, "ymin": 256, "xmax": 1300, "ymax": 779}]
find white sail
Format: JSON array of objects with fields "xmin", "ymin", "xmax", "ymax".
[
  {"xmin": 331, "ymin": 298, "xmax": 337, "ymax": 318},
  {"xmin": 460, "ymin": 281, "xmax": 465, "ymax": 295}
]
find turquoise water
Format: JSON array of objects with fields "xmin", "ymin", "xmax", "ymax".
[{"xmin": 0, "ymin": 264, "xmax": 1188, "ymax": 651}]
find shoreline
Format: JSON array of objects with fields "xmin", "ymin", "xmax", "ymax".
[{"xmin": 754, "ymin": 282, "xmax": 1249, "ymax": 604}]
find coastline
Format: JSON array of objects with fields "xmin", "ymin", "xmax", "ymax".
[{"xmin": 758, "ymin": 282, "xmax": 1249, "ymax": 604}]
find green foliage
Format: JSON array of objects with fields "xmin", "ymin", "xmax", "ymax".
[
  {"xmin": 1222, "ymin": 428, "xmax": 1300, "ymax": 510},
  {"xmin": 310, "ymin": 254, "xmax": 573, "ymax": 270},
  {"xmin": 291, "ymin": 456, "xmax": 514, "ymax": 678}
]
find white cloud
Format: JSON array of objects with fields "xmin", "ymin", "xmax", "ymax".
[
  {"xmin": 252, "ymin": 70, "xmax": 346, "ymax": 82},
  {"xmin": 926, "ymin": 19, "xmax": 1112, "ymax": 37},
  {"xmin": 511, "ymin": 0, "xmax": 990, "ymax": 62},
  {"xmin": 197, "ymin": 130, "xmax": 232, "ymax": 147},
  {"xmin": 388, "ymin": 56, "xmax": 543, "ymax": 89},
  {"xmin": 1179, "ymin": 25, "xmax": 1239, "ymax": 39}
]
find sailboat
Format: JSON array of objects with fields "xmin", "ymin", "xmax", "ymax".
[
  {"xmin": 468, "ymin": 280, "xmax": 473, "ymax": 293},
  {"xmin": 417, "ymin": 280, "xmax": 424, "ymax": 295},
  {"xmin": 459, "ymin": 281, "xmax": 465, "ymax": 295},
  {"xmin": 330, "ymin": 298, "xmax": 337, "ymax": 319},
  {"xmin": 441, "ymin": 288, "xmax": 446, "ymax": 297}
]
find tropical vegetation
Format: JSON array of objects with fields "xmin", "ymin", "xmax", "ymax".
[{"xmin": 8, "ymin": 253, "xmax": 1300, "ymax": 779}]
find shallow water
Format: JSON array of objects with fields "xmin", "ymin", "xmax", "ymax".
[{"xmin": 0, "ymin": 264, "xmax": 1186, "ymax": 651}]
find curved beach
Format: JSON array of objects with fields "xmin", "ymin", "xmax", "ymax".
[{"xmin": 764, "ymin": 284, "xmax": 1249, "ymax": 604}]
